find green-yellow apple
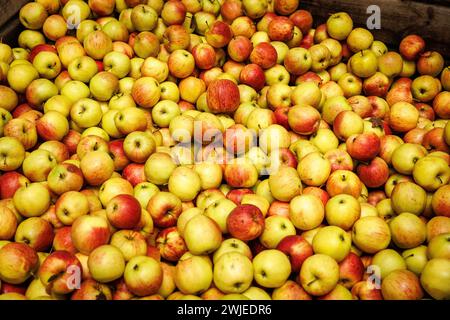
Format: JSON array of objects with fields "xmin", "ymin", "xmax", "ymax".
[
  {"xmin": 297, "ymin": 152, "xmax": 331, "ymax": 187},
  {"xmin": 268, "ymin": 166, "xmax": 302, "ymax": 201},
  {"xmin": 352, "ymin": 216, "xmax": 391, "ymax": 254},
  {"xmin": 299, "ymin": 254, "xmax": 340, "ymax": 296},
  {"xmin": 125, "ymin": 256, "xmax": 162, "ymax": 296},
  {"xmin": 242, "ymin": 286, "xmax": 271, "ymax": 300},
  {"xmin": 212, "ymin": 238, "xmax": 252, "ymax": 264},
  {"xmin": 0, "ymin": 137, "xmax": 26, "ymax": 171},
  {"xmin": 325, "ymin": 194, "xmax": 361, "ymax": 230},
  {"xmin": 253, "ymin": 249, "xmax": 291, "ymax": 288},
  {"xmin": 204, "ymin": 198, "xmax": 236, "ymax": 233},
  {"xmin": 312, "ymin": 226, "xmax": 352, "ymax": 262},
  {"xmin": 326, "ymin": 12, "xmax": 353, "ymax": 40},
  {"xmin": 183, "ymin": 214, "xmax": 222, "ymax": 255},
  {"xmin": 289, "ymin": 194, "xmax": 324, "ymax": 230},
  {"xmin": 372, "ymin": 249, "xmax": 406, "ymax": 279},
  {"xmin": 391, "ymin": 143, "xmax": 427, "ymax": 175},
  {"xmin": 22, "ymin": 149, "xmax": 57, "ymax": 182},
  {"xmin": 13, "ymin": 183, "xmax": 50, "ymax": 218},
  {"xmin": 412, "ymin": 156, "xmax": 450, "ymax": 192},
  {"xmin": 350, "ymin": 50, "xmax": 378, "ymax": 78},
  {"xmin": 391, "ymin": 182, "xmax": 427, "ymax": 215},
  {"xmin": 402, "ymin": 245, "xmax": 428, "ymax": 275},
  {"xmin": 427, "ymin": 233, "xmax": 450, "ymax": 259},
  {"xmin": 389, "ymin": 213, "xmax": 426, "ymax": 249},
  {"xmin": 88, "ymin": 245, "xmax": 125, "ymax": 283},
  {"xmin": 259, "ymin": 215, "xmax": 296, "ymax": 248},
  {"xmin": 213, "ymin": 252, "xmax": 253, "ymax": 293},
  {"xmin": 420, "ymin": 258, "xmax": 450, "ymax": 300},
  {"xmin": 175, "ymin": 255, "xmax": 212, "ymax": 294}
]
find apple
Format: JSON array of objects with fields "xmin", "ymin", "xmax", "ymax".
[
  {"xmin": 417, "ymin": 51, "xmax": 444, "ymax": 77},
  {"xmin": 192, "ymin": 43, "xmax": 216, "ymax": 70},
  {"xmin": 312, "ymin": 226, "xmax": 351, "ymax": 262},
  {"xmin": 299, "ymin": 254, "xmax": 340, "ymax": 296},
  {"xmin": 80, "ymin": 151, "xmax": 115, "ymax": 186},
  {"xmin": 71, "ymin": 279, "xmax": 113, "ymax": 300},
  {"xmin": 346, "ymin": 132, "xmax": 380, "ymax": 162},
  {"xmin": 389, "ymin": 213, "xmax": 426, "ymax": 249},
  {"xmin": 289, "ymin": 9, "xmax": 313, "ymax": 34},
  {"xmin": 105, "ymin": 194, "xmax": 142, "ymax": 229},
  {"xmin": 399, "ymin": 34, "xmax": 425, "ymax": 60},
  {"xmin": 213, "ymin": 252, "xmax": 253, "ymax": 294},
  {"xmin": 146, "ymin": 191, "xmax": 181, "ymax": 228},
  {"xmin": 372, "ymin": 248, "xmax": 407, "ymax": 280},
  {"xmin": 161, "ymin": 0, "xmax": 186, "ymax": 26},
  {"xmin": 356, "ymin": 157, "xmax": 389, "ymax": 188},
  {"xmin": 380, "ymin": 270, "xmax": 423, "ymax": 300},
  {"xmin": 287, "ymin": 104, "xmax": 321, "ymax": 136},
  {"xmin": 432, "ymin": 185, "xmax": 450, "ymax": 217},
  {"xmin": 433, "ymin": 91, "xmax": 450, "ymax": 119},
  {"xmin": 123, "ymin": 131, "xmax": 156, "ymax": 164},
  {"xmin": 352, "ymin": 216, "xmax": 391, "ymax": 254},
  {"xmin": 71, "ymin": 215, "xmax": 110, "ymax": 255},
  {"xmin": 411, "ymin": 75, "xmax": 440, "ymax": 103},
  {"xmin": 15, "ymin": 217, "xmax": 53, "ymax": 252},
  {"xmin": 427, "ymin": 233, "xmax": 450, "ymax": 259},
  {"xmin": 268, "ymin": 16, "xmax": 294, "ymax": 42},
  {"xmin": 155, "ymin": 227, "xmax": 187, "ymax": 262},
  {"xmin": 259, "ymin": 215, "xmax": 296, "ymax": 249},
  {"xmin": 326, "ymin": 12, "xmax": 353, "ymax": 40},
  {"xmin": 133, "ymin": 32, "xmax": 160, "ymax": 59},
  {"xmin": 351, "ymin": 280, "xmax": 383, "ymax": 300},
  {"xmin": 183, "ymin": 214, "xmax": 222, "ymax": 255},
  {"xmin": 0, "ymin": 206, "xmax": 17, "ymax": 240},
  {"xmin": 276, "ymin": 235, "xmax": 312, "ymax": 273},
  {"xmin": 326, "ymin": 169, "xmax": 362, "ymax": 199},
  {"xmin": 124, "ymin": 256, "xmax": 163, "ymax": 296},
  {"xmin": 325, "ymin": 194, "xmax": 360, "ymax": 231},
  {"xmin": 391, "ymin": 181, "xmax": 427, "ymax": 216},
  {"xmin": 131, "ymin": 5, "xmax": 158, "ymax": 31},
  {"xmin": 413, "ymin": 156, "xmax": 450, "ymax": 192},
  {"xmin": 348, "ymin": 50, "xmax": 377, "ymax": 79},
  {"xmin": 402, "ymin": 245, "xmax": 428, "ymax": 275},
  {"xmin": 19, "ymin": 2, "xmax": 48, "ymax": 30},
  {"xmin": 88, "ymin": 245, "xmax": 125, "ymax": 283},
  {"xmin": 226, "ymin": 204, "xmax": 265, "ymax": 241},
  {"xmin": 250, "ymin": 42, "xmax": 277, "ymax": 70},
  {"xmin": 175, "ymin": 255, "xmax": 212, "ymax": 295},
  {"xmin": 420, "ymin": 258, "xmax": 450, "ymax": 300},
  {"xmin": 253, "ymin": 249, "xmax": 291, "ymax": 288},
  {"xmin": 427, "ymin": 216, "xmax": 450, "ymax": 242},
  {"xmin": 205, "ymin": 79, "xmax": 241, "ymax": 115}
]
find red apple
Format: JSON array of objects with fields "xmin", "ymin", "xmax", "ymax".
[
  {"xmin": 276, "ymin": 235, "xmax": 313, "ymax": 273},
  {"xmin": 156, "ymin": 227, "xmax": 187, "ymax": 262},
  {"xmin": 226, "ymin": 189, "xmax": 254, "ymax": 205},
  {"xmin": 205, "ymin": 21, "xmax": 233, "ymax": 48},
  {"xmin": 206, "ymin": 79, "xmax": 241, "ymax": 114},
  {"xmin": 191, "ymin": 43, "xmax": 216, "ymax": 70},
  {"xmin": 268, "ymin": 16, "xmax": 294, "ymax": 42},
  {"xmin": 346, "ymin": 132, "xmax": 381, "ymax": 162},
  {"xmin": 227, "ymin": 204, "xmax": 265, "ymax": 241},
  {"xmin": 239, "ymin": 63, "xmax": 265, "ymax": 91},
  {"xmin": 338, "ymin": 252, "xmax": 364, "ymax": 289},
  {"xmin": 227, "ymin": 36, "xmax": 252, "ymax": 63},
  {"xmin": 106, "ymin": 194, "xmax": 142, "ymax": 229},
  {"xmin": 267, "ymin": 201, "xmax": 290, "ymax": 218},
  {"xmin": 122, "ymin": 163, "xmax": 146, "ymax": 187},
  {"xmin": 356, "ymin": 157, "xmax": 389, "ymax": 188},
  {"xmin": 109, "ymin": 139, "xmax": 131, "ymax": 172},
  {"xmin": 39, "ymin": 250, "xmax": 82, "ymax": 294},
  {"xmin": 274, "ymin": 107, "xmax": 290, "ymax": 130},
  {"xmin": 290, "ymin": 10, "xmax": 313, "ymax": 35},
  {"xmin": 147, "ymin": 192, "xmax": 182, "ymax": 228},
  {"xmin": 250, "ymin": 42, "xmax": 278, "ymax": 69},
  {"xmin": 0, "ymin": 172, "xmax": 29, "ymax": 199},
  {"xmin": 53, "ymin": 226, "xmax": 77, "ymax": 254},
  {"xmin": 399, "ymin": 35, "xmax": 425, "ymax": 61}
]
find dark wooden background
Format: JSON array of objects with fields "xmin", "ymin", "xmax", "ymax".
[{"xmin": 1, "ymin": 0, "xmax": 450, "ymax": 58}]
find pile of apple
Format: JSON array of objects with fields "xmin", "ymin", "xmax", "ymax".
[{"xmin": 0, "ymin": 0, "xmax": 449, "ymax": 301}]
